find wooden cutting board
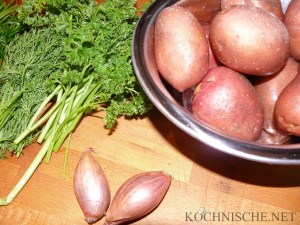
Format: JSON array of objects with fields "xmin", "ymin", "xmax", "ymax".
[{"xmin": 1, "ymin": 108, "xmax": 300, "ymax": 225}]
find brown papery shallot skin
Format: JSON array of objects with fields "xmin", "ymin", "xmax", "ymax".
[
  {"xmin": 103, "ymin": 171, "xmax": 172, "ymax": 225},
  {"xmin": 73, "ymin": 148, "xmax": 110, "ymax": 224}
]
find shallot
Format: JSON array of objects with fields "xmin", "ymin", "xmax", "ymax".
[
  {"xmin": 104, "ymin": 171, "xmax": 171, "ymax": 225},
  {"xmin": 73, "ymin": 148, "xmax": 110, "ymax": 224}
]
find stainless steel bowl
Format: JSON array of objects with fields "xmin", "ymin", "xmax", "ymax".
[{"xmin": 132, "ymin": 0, "xmax": 300, "ymax": 165}]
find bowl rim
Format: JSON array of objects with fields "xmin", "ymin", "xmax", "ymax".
[{"xmin": 132, "ymin": 0, "xmax": 300, "ymax": 165}]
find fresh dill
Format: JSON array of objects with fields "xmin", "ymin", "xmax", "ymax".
[{"xmin": 0, "ymin": 0, "xmax": 153, "ymax": 205}]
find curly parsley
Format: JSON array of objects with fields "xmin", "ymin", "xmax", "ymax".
[{"xmin": 0, "ymin": 0, "xmax": 153, "ymax": 205}]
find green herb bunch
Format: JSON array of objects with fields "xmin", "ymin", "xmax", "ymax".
[
  {"xmin": 0, "ymin": 1, "xmax": 22, "ymax": 66},
  {"xmin": 0, "ymin": 28, "xmax": 64, "ymax": 157},
  {"xmin": 0, "ymin": 0, "xmax": 153, "ymax": 206},
  {"xmin": 0, "ymin": 0, "xmax": 152, "ymax": 159}
]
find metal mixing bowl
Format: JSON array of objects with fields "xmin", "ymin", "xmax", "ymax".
[{"xmin": 132, "ymin": 0, "xmax": 300, "ymax": 164}]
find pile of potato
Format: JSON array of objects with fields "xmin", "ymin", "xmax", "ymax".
[{"xmin": 154, "ymin": 0, "xmax": 300, "ymax": 144}]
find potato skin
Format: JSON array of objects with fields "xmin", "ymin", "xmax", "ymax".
[
  {"xmin": 175, "ymin": 0, "xmax": 221, "ymax": 24},
  {"xmin": 209, "ymin": 5, "xmax": 289, "ymax": 76},
  {"xmin": 284, "ymin": 0, "xmax": 300, "ymax": 61},
  {"xmin": 154, "ymin": 5, "xmax": 209, "ymax": 92},
  {"xmin": 275, "ymin": 70, "xmax": 300, "ymax": 136},
  {"xmin": 221, "ymin": 0, "xmax": 284, "ymax": 20},
  {"xmin": 254, "ymin": 57, "xmax": 299, "ymax": 136},
  {"xmin": 202, "ymin": 24, "xmax": 222, "ymax": 69},
  {"xmin": 192, "ymin": 66, "xmax": 264, "ymax": 141}
]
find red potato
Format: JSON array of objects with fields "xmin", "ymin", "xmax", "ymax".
[
  {"xmin": 254, "ymin": 57, "xmax": 299, "ymax": 136},
  {"xmin": 275, "ymin": 69, "xmax": 300, "ymax": 136},
  {"xmin": 221, "ymin": 0, "xmax": 284, "ymax": 20},
  {"xmin": 174, "ymin": 0, "xmax": 221, "ymax": 24},
  {"xmin": 202, "ymin": 24, "xmax": 222, "ymax": 69},
  {"xmin": 192, "ymin": 66, "xmax": 264, "ymax": 141},
  {"xmin": 154, "ymin": 5, "xmax": 209, "ymax": 92},
  {"xmin": 221, "ymin": 0, "xmax": 244, "ymax": 9},
  {"xmin": 284, "ymin": 0, "xmax": 300, "ymax": 61},
  {"xmin": 209, "ymin": 5, "xmax": 289, "ymax": 76}
]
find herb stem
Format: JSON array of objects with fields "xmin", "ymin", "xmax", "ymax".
[
  {"xmin": 13, "ymin": 92, "xmax": 65, "ymax": 145},
  {"xmin": 37, "ymin": 89, "xmax": 64, "ymax": 143},
  {"xmin": 58, "ymin": 85, "xmax": 78, "ymax": 124},
  {"xmin": 0, "ymin": 89, "xmax": 24, "ymax": 114},
  {"xmin": 53, "ymin": 80, "xmax": 99, "ymax": 153},
  {"xmin": 52, "ymin": 111, "xmax": 83, "ymax": 155},
  {"xmin": 0, "ymin": 103, "xmax": 15, "ymax": 129},
  {"xmin": 44, "ymin": 86, "xmax": 70, "ymax": 162},
  {"xmin": 27, "ymin": 85, "xmax": 62, "ymax": 129},
  {"xmin": 63, "ymin": 132, "xmax": 72, "ymax": 179},
  {"xmin": 0, "ymin": 138, "xmax": 51, "ymax": 206}
]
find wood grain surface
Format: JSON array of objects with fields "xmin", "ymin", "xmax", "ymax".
[{"xmin": 1, "ymin": 108, "xmax": 300, "ymax": 225}]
